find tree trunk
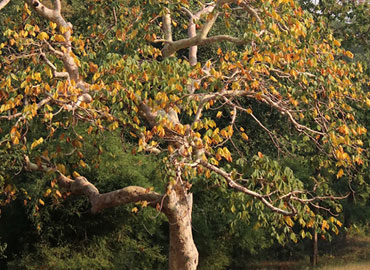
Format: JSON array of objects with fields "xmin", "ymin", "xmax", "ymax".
[
  {"xmin": 166, "ymin": 185, "xmax": 198, "ymax": 270},
  {"xmin": 343, "ymin": 192, "xmax": 354, "ymax": 242},
  {"xmin": 310, "ymin": 229, "xmax": 318, "ymax": 267}
]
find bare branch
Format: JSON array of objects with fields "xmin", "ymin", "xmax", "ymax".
[
  {"xmin": 201, "ymin": 35, "xmax": 245, "ymax": 45},
  {"xmin": 242, "ymin": 2, "xmax": 262, "ymax": 24},
  {"xmin": 200, "ymin": 160, "xmax": 297, "ymax": 216},
  {"xmin": 43, "ymin": 40, "xmax": 63, "ymax": 57},
  {"xmin": 261, "ymin": 94, "xmax": 325, "ymax": 136},
  {"xmin": 40, "ymin": 51, "xmax": 69, "ymax": 79}
]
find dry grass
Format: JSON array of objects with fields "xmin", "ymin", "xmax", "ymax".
[
  {"xmin": 318, "ymin": 261, "xmax": 370, "ymax": 270},
  {"xmin": 315, "ymin": 233, "xmax": 370, "ymax": 270}
]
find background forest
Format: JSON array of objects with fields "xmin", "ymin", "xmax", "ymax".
[{"xmin": 0, "ymin": 0, "xmax": 369, "ymax": 269}]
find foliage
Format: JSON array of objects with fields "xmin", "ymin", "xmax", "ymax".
[
  {"xmin": 1, "ymin": 0, "xmax": 369, "ymax": 269},
  {"xmin": 1, "ymin": 133, "xmax": 168, "ymax": 269}
]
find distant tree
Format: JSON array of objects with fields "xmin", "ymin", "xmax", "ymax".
[{"xmin": 1, "ymin": 1, "xmax": 369, "ymax": 269}]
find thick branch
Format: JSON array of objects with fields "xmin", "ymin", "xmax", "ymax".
[
  {"xmin": 162, "ymin": 34, "xmax": 245, "ymax": 58},
  {"xmin": 0, "ymin": 0, "xmax": 10, "ymax": 10},
  {"xmin": 200, "ymin": 35, "xmax": 245, "ymax": 45},
  {"xmin": 27, "ymin": 0, "xmax": 79, "ymax": 83},
  {"xmin": 24, "ymin": 155, "xmax": 164, "ymax": 214},
  {"xmin": 162, "ymin": 9, "xmax": 173, "ymax": 57},
  {"xmin": 162, "ymin": 2, "xmax": 244, "ymax": 58},
  {"xmin": 59, "ymin": 175, "xmax": 163, "ymax": 213},
  {"xmin": 54, "ymin": 0, "xmax": 61, "ymax": 13},
  {"xmin": 182, "ymin": 5, "xmax": 215, "ymax": 66}
]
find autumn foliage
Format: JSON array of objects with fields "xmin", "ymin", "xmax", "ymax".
[{"xmin": 0, "ymin": 0, "xmax": 369, "ymax": 269}]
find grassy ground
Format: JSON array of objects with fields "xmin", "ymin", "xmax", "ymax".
[
  {"xmin": 317, "ymin": 262, "xmax": 370, "ymax": 270},
  {"xmin": 314, "ymin": 234, "xmax": 370, "ymax": 270},
  {"xmin": 246, "ymin": 229, "xmax": 370, "ymax": 270}
]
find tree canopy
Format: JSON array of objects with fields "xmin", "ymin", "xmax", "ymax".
[{"xmin": 0, "ymin": 0, "xmax": 369, "ymax": 269}]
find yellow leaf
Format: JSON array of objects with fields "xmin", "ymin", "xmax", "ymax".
[
  {"xmin": 168, "ymin": 145, "xmax": 174, "ymax": 153},
  {"xmin": 284, "ymin": 216, "xmax": 294, "ymax": 227},
  {"xmin": 12, "ymin": 136, "xmax": 19, "ymax": 145},
  {"xmin": 43, "ymin": 189, "xmax": 52, "ymax": 197},
  {"xmin": 131, "ymin": 207, "xmax": 138, "ymax": 213},
  {"xmin": 246, "ymin": 108, "xmax": 252, "ymax": 114},
  {"xmin": 60, "ymin": 26, "xmax": 67, "ymax": 34},
  {"xmin": 55, "ymin": 190, "xmax": 62, "ymax": 198},
  {"xmin": 33, "ymin": 72, "xmax": 41, "ymax": 82},
  {"xmin": 73, "ymin": 171, "xmax": 81, "ymax": 178},
  {"xmin": 24, "ymin": 3, "xmax": 31, "ymax": 15},
  {"xmin": 338, "ymin": 125, "xmax": 349, "ymax": 135},
  {"xmin": 216, "ymin": 111, "xmax": 222, "ymax": 118},
  {"xmin": 37, "ymin": 32, "xmax": 49, "ymax": 41},
  {"xmin": 49, "ymin": 22, "xmax": 57, "ymax": 30},
  {"xmin": 92, "ymin": 72, "xmax": 100, "ymax": 82},
  {"xmin": 31, "ymin": 137, "xmax": 44, "ymax": 149},
  {"xmin": 345, "ymin": 51, "xmax": 353, "ymax": 58},
  {"xmin": 56, "ymin": 164, "xmax": 66, "ymax": 174},
  {"xmin": 79, "ymin": 160, "xmax": 87, "ymax": 168},
  {"xmin": 54, "ymin": 34, "xmax": 66, "ymax": 42},
  {"xmin": 141, "ymin": 201, "xmax": 148, "ymax": 208},
  {"xmin": 270, "ymin": 76, "xmax": 278, "ymax": 82},
  {"xmin": 336, "ymin": 169, "xmax": 344, "ymax": 179},
  {"xmin": 321, "ymin": 220, "xmax": 329, "ymax": 231},
  {"xmin": 333, "ymin": 39, "xmax": 341, "ymax": 46},
  {"xmin": 241, "ymin": 133, "xmax": 249, "ymax": 140},
  {"xmin": 39, "ymin": 199, "xmax": 45, "ymax": 206},
  {"xmin": 365, "ymin": 98, "xmax": 370, "ymax": 107}
]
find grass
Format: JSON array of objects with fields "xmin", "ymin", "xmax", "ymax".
[
  {"xmin": 317, "ymin": 262, "xmax": 370, "ymax": 270},
  {"xmin": 246, "ymin": 228, "xmax": 370, "ymax": 270}
]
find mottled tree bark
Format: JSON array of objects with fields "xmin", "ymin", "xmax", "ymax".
[{"xmin": 166, "ymin": 184, "xmax": 198, "ymax": 270}]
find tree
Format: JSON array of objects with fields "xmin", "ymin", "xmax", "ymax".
[
  {"xmin": 0, "ymin": 0, "xmax": 368, "ymax": 269},
  {"xmin": 298, "ymin": 1, "xmax": 370, "ymax": 264}
]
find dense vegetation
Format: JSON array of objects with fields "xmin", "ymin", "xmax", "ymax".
[{"xmin": 0, "ymin": 0, "xmax": 369, "ymax": 269}]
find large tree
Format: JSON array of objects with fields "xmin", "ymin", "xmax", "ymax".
[{"xmin": 0, "ymin": 0, "xmax": 368, "ymax": 269}]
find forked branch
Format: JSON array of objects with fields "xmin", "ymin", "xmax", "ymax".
[{"xmin": 24, "ymin": 155, "xmax": 164, "ymax": 214}]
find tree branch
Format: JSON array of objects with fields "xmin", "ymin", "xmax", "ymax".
[
  {"xmin": 0, "ymin": 0, "xmax": 10, "ymax": 11},
  {"xmin": 0, "ymin": 97, "xmax": 52, "ymax": 120},
  {"xmin": 40, "ymin": 51, "xmax": 69, "ymax": 79},
  {"xmin": 181, "ymin": 4, "xmax": 215, "ymax": 66},
  {"xmin": 162, "ymin": 2, "xmax": 244, "ymax": 58},
  {"xmin": 24, "ymin": 155, "xmax": 164, "ymax": 214},
  {"xmin": 241, "ymin": 2, "xmax": 262, "ymax": 24},
  {"xmin": 27, "ymin": 0, "xmax": 79, "ymax": 83},
  {"xmin": 200, "ymin": 160, "xmax": 297, "ymax": 216}
]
